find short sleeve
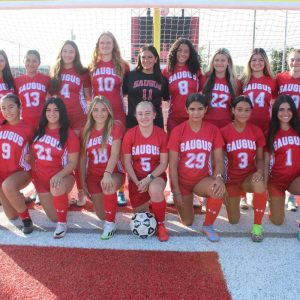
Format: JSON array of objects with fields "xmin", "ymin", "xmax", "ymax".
[
  {"xmin": 122, "ymin": 128, "xmax": 133, "ymax": 154},
  {"xmin": 112, "ymin": 122, "xmax": 124, "ymax": 141},
  {"xmin": 67, "ymin": 129, "xmax": 80, "ymax": 153},
  {"xmin": 212, "ymin": 127, "xmax": 224, "ymax": 149},
  {"xmin": 159, "ymin": 128, "xmax": 168, "ymax": 153},
  {"xmin": 167, "ymin": 127, "xmax": 180, "ymax": 152},
  {"xmin": 82, "ymin": 71, "xmax": 91, "ymax": 88},
  {"xmin": 122, "ymin": 71, "xmax": 129, "ymax": 95}
]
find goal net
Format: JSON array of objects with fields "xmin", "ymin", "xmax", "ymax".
[{"xmin": 0, "ymin": 6, "xmax": 299, "ymax": 76}]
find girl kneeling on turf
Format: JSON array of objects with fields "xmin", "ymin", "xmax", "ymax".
[
  {"xmin": 168, "ymin": 93, "xmax": 225, "ymax": 242},
  {"xmin": 0, "ymin": 94, "xmax": 34, "ymax": 234},
  {"xmin": 265, "ymin": 95, "xmax": 300, "ymax": 239},
  {"xmin": 123, "ymin": 101, "xmax": 169, "ymax": 242},
  {"xmin": 31, "ymin": 97, "xmax": 80, "ymax": 238},
  {"xmin": 80, "ymin": 96, "xmax": 124, "ymax": 240},
  {"xmin": 221, "ymin": 95, "xmax": 267, "ymax": 242}
]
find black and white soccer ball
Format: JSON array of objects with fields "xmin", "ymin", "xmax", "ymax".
[{"xmin": 130, "ymin": 212, "xmax": 157, "ymax": 239}]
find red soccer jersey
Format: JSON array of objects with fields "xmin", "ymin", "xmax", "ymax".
[
  {"xmin": 242, "ymin": 75, "xmax": 277, "ymax": 132},
  {"xmin": 0, "ymin": 78, "xmax": 15, "ymax": 124},
  {"xmin": 57, "ymin": 67, "xmax": 91, "ymax": 125},
  {"xmin": 200, "ymin": 76, "xmax": 241, "ymax": 128},
  {"xmin": 221, "ymin": 123, "xmax": 265, "ymax": 184},
  {"xmin": 276, "ymin": 71, "xmax": 300, "ymax": 115},
  {"xmin": 162, "ymin": 65, "xmax": 202, "ymax": 124},
  {"xmin": 84, "ymin": 123, "xmax": 123, "ymax": 177},
  {"xmin": 268, "ymin": 127, "xmax": 300, "ymax": 186},
  {"xmin": 167, "ymin": 120, "xmax": 224, "ymax": 185},
  {"xmin": 15, "ymin": 73, "xmax": 50, "ymax": 128},
  {"xmin": 32, "ymin": 127, "xmax": 80, "ymax": 179},
  {"xmin": 0, "ymin": 121, "xmax": 33, "ymax": 174},
  {"xmin": 122, "ymin": 125, "xmax": 168, "ymax": 179},
  {"xmin": 91, "ymin": 60, "xmax": 129, "ymax": 124}
]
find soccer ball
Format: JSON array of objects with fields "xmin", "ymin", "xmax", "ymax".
[{"xmin": 130, "ymin": 212, "xmax": 157, "ymax": 239}]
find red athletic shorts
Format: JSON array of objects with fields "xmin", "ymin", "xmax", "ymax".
[{"xmin": 128, "ymin": 174, "xmax": 167, "ymax": 208}]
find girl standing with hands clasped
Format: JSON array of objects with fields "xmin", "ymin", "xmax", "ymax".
[
  {"xmin": 0, "ymin": 50, "xmax": 15, "ymax": 123},
  {"xmin": 241, "ymin": 48, "xmax": 276, "ymax": 133},
  {"xmin": 221, "ymin": 95, "xmax": 267, "ymax": 242},
  {"xmin": 162, "ymin": 38, "xmax": 202, "ymax": 132},
  {"xmin": 80, "ymin": 96, "xmax": 124, "ymax": 239},
  {"xmin": 168, "ymin": 93, "xmax": 225, "ymax": 242},
  {"xmin": 15, "ymin": 50, "xmax": 50, "ymax": 129},
  {"xmin": 201, "ymin": 48, "xmax": 240, "ymax": 128},
  {"xmin": 123, "ymin": 101, "xmax": 169, "ymax": 242},
  {"xmin": 31, "ymin": 97, "xmax": 80, "ymax": 238},
  {"xmin": 0, "ymin": 94, "xmax": 34, "ymax": 233},
  {"xmin": 265, "ymin": 95, "xmax": 300, "ymax": 240},
  {"xmin": 123, "ymin": 45, "xmax": 169, "ymax": 129}
]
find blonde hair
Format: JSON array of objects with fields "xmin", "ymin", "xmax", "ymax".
[
  {"xmin": 241, "ymin": 48, "xmax": 273, "ymax": 87},
  {"xmin": 203, "ymin": 48, "xmax": 238, "ymax": 100},
  {"xmin": 82, "ymin": 96, "xmax": 114, "ymax": 152},
  {"xmin": 89, "ymin": 31, "xmax": 128, "ymax": 78}
]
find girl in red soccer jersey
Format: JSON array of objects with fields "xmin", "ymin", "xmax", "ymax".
[
  {"xmin": 0, "ymin": 50, "xmax": 15, "ymax": 123},
  {"xmin": 221, "ymin": 95, "xmax": 267, "ymax": 242},
  {"xmin": 80, "ymin": 96, "xmax": 124, "ymax": 239},
  {"xmin": 50, "ymin": 40, "xmax": 91, "ymax": 206},
  {"xmin": 15, "ymin": 50, "xmax": 50, "ymax": 129},
  {"xmin": 0, "ymin": 94, "xmax": 33, "ymax": 234},
  {"xmin": 89, "ymin": 31, "xmax": 129, "ymax": 127},
  {"xmin": 168, "ymin": 93, "xmax": 225, "ymax": 242},
  {"xmin": 89, "ymin": 31, "xmax": 129, "ymax": 206},
  {"xmin": 201, "ymin": 48, "xmax": 240, "ymax": 128},
  {"xmin": 123, "ymin": 45, "xmax": 169, "ymax": 129},
  {"xmin": 241, "ymin": 48, "xmax": 277, "ymax": 133},
  {"xmin": 265, "ymin": 95, "xmax": 300, "ymax": 238},
  {"xmin": 31, "ymin": 97, "xmax": 80, "ymax": 238},
  {"xmin": 162, "ymin": 38, "xmax": 202, "ymax": 132},
  {"xmin": 276, "ymin": 49, "xmax": 300, "ymax": 211},
  {"xmin": 123, "ymin": 101, "xmax": 169, "ymax": 242}
]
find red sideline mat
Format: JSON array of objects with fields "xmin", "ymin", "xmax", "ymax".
[{"xmin": 0, "ymin": 245, "xmax": 231, "ymax": 300}]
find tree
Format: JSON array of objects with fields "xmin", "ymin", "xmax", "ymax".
[{"xmin": 270, "ymin": 47, "xmax": 294, "ymax": 75}]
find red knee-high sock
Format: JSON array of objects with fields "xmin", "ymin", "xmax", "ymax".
[
  {"xmin": 252, "ymin": 192, "xmax": 267, "ymax": 225},
  {"xmin": 53, "ymin": 194, "xmax": 68, "ymax": 223},
  {"xmin": 104, "ymin": 193, "xmax": 117, "ymax": 222},
  {"xmin": 74, "ymin": 168, "xmax": 82, "ymax": 190},
  {"xmin": 203, "ymin": 198, "xmax": 223, "ymax": 226},
  {"xmin": 151, "ymin": 200, "xmax": 166, "ymax": 224},
  {"xmin": 18, "ymin": 208, "xmax": 30, "ymax": 220}
]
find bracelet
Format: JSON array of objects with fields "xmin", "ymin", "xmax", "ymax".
[
  {"xmin": 172, "ymin": 192, "xmax": 181, "ymax": 196},
  {"xmin": 104, "ymin": 170, "xmax": 112, "ymax": 175}
]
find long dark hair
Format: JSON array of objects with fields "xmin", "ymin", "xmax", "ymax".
[
  {"xmin": 167, "ymin": 38, "xmax": 201, "ymax": 74},
  {"xmin": 34, "ymin": 97, "xmax": 69, "ymax": 148},
  {"xmin": 0, "ymin": 50, "xmax": 15, "ymax": 90},
  {"xmin": 185, "ymin": 93, "xmax": 209, "ymax": 109},
  {"xmin": 49, "ymin": 40, "xmax": 87, "ymax": 95},
  {"xmin": 267, "ymin": 95, "xmax": 300, "ymax": 152},
  {"xmin": 136, "ymin": 45, "xmax": 163, "ymax": 84},
  {"xmin": 0, "ymin": 93, "xmax": 21, "ymax": 125},
  {"xmin": 203, "ymin": 48, "xmax": 237, "ymax": 104}
]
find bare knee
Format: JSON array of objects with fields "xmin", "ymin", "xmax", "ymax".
[
  {"xmin": 2, "ymin": 180, "xmax": 17, "ymax": 194},
  {"xmin": 269, "ymin": 215, "xmax": 284, "ymax": 226}
]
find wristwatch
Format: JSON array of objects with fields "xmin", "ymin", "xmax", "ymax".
[
  {"xmin": 147, "ymin": 174, "xmax": 155, "ymax": 180},
  {"xmin": 215, "ymin": 173, "xmax": 224, "ymax": 181}
]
